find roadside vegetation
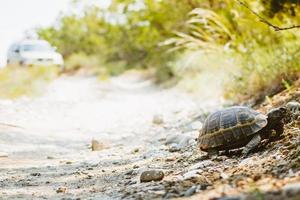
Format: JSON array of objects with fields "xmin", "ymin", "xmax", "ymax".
[
  {"xmin": 0, "ymin": 66, "xmax": 59, "ymax": 99},
  {"xmin": 37, "ymin": 0, "xmax": 300, "ymax": 102}
]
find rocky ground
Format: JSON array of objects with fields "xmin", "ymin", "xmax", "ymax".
[{"xmin": 0, "ymin": 72, "xmax": 299, "ymax": 200}]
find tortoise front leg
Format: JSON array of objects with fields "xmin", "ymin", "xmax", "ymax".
[
  {"xmin": 269, "ymin": 122, "xmax": 284, "ymax": 142},
  {"xmin": 242, "ymin": 134, "xmax": 261, "ymax": 157},
  {"xmin": 274, "ymin": 122, "xmax": 284, "ymax": 138}
]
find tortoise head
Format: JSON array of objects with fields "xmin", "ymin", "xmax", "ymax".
[{"xmin": 267, "ymin": 107, "xmax": 287, "ymax": 125}]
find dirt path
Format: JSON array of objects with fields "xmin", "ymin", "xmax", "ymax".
[
  {"xmin": 0, "ymin": 73, "xmax": 204, "ymax": 163},
  {"xmin": 0, "ymin": 73, "xmax": 299, "ymax": 200},
  {"xmin": 0, "ymin": 72, "xmax": 218, "ymax": 199}
]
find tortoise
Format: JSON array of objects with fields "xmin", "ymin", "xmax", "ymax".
[{"xmin": 198, "ymin": 106, "xmax": 287, "ymax": 156}]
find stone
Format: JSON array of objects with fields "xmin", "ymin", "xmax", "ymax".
[
  {"xmin": 177, "ymin": 135, "xmax": 195, "ymax": 149},
  {"xmin": 56, "ymin": 187, "xmax": 67, "ymax": 193},
  {"xmin": 152, "ymin": 114, "xmax": 164, "ymax": 124},
  {"xmin": 182, "ymin": 170, "xmax": 203, "ymax": 180},
  {"xmin": 190, "ymin": 121, "xmax": 203, "ymax": 130},
  {"xmin": 189, "ymin": 160, "xmax": 214, "ymax": 170},
  {"xmin": 184, "ymin": 185, "xmax": 197, "ymax": 197},
  {"xmin": 30, "ymin": 172, "xmax": 41, "ymax": 177},
  {"xmin": 283, "ymin": 182, "xmax": 300, "ymax": 197},
  {"xmin": 286, "ymin": 101, "xmax": 300, "ymax": 114},
  {"xmin": 169, "ymin": 143, "xmax": 180, "ymax": 152},
  {"xmin": 125, "ymin": 170, "xmax": 134, "ymax": 175},
  {"xmin": 91, "ymin": 139, "xmax": 108, "ymax": 151},
  {"xmin": 140, "ymin": 170, "xmax": 164, "ymax": 182},
  {"xmin": 217, "ymin": 197, "xmax": 242, "ymax": 200},
  {"xmin": 165, "ymin": 133, "xmax": 196, "ymax": 150},
  {"xmin": 0, "ymin": 152, "xmax": 8, "ymax": 158}
]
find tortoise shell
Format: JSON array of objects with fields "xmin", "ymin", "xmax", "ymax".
[{"xmin": 198, "ymin": 106, "xmax": 268, "ymax": 151}]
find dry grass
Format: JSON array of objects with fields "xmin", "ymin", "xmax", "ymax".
[{"xmin": 0, "ymin": 66, "xmax": 59, "ymax": 99}]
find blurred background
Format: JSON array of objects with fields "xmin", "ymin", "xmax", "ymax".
[{"xmin": 0, "ymin": 0, "xmax": 299, "ymax": 102}]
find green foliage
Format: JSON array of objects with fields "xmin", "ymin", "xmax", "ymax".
[
  {"xmin": 38, "ymin": 0, "xmax": 199, "ymax": 76},
  {"xmin": 64, "ymin": 53, "xmax": 103, "ymax": 73},
  {"xmin": 0, "ymin": 66, "xmax": 59, "ymax": 99},
  {"xmin": 38, "ymin": 0, "xmax": 300, "ymax": 102},
  {"xmin": 163, "ymin": 0, "xmax": 300, "ymax": 101},
  {"xmin": 261, "ymin": 0, "xmax": 300, "ymax": 17},
  {"xmin": 224, "ymin": 41, "xmax": 300, "ymax": 101}
]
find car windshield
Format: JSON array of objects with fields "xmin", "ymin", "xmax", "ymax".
[{"xmin": 21, "ymin": 43, "xmax": 54, "ymax": 52}]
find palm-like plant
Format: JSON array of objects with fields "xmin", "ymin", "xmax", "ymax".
[{"xmin": 162, "ymin": 8, "xmax": 234, "ymax": 52}]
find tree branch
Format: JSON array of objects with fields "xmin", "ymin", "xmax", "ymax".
[{"xmin": 236, "ymin": 0, "xmax": 300, "ymax": 31}]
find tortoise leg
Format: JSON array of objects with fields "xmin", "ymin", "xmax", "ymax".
[
  {"xmin": 268, "ymin": 122, "xmax": 284, "ymax": 142},
  {"xmin": 242, "ymin": 134, "xmax": 261, "ymax": 157},
  {"xmin": 274, "ymin": 122, "xmax": 284, "ymax": 138}
]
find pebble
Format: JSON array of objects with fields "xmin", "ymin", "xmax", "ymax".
[
  {"xmin": 30, "ymin": 172, "xmax": 41, "ymax": 177},
  {"xmin": 0, "ymin": 152, "xmax": 8, "ymax": 158},
  {"xmin": 283, "ymin": 182, "xmax": 300, "ymax": 197},
  {"xmin": 217, "ymin": 197, "xmax": 242, "ymax": 200},
  {"xmin": 189, "ymin": 160, "xmax": 214, "ymax": 170},
  {"xmin": 140, "ymin": 170, "xmax": 164, "ymax": 182},
  {"xmin": 152, "ymin": 114, "xmax": 164, "ymax": 124},
  {"xmin": 182, "ymin": 170, "xmax": 203, "ymax": 180},
  {"xmin": 125, "ymin": 170, "xmax": 134, "ymax": 175},
  {"xmin": 133, "ymin": 165, "xmax": 139, "ymax": 169},
  {"xmin": 165, "ymin": 157, "xmax": 176, "ymax": 162},
  {"xmin": 190, "ymin": 121, "xmax": 203, "ymax": 130},
  {"xmin": 169, "ymin": 143, "xmax": 180, "ymax": 152},
  {"xmin": 184, "ymin": 185, "xmax": 197, "ymax": 196},
  {"xmin": 165, "ymin": 134, "xmax": 183, "ymax": 145},
  {"xmin": 91, "ymin": 139, "xmax": 108, "ymax": 151},
  {"xmin": 56, "ymin": 187, "xmax": 67, "ymax": 193}
]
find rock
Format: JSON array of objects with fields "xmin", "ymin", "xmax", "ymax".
[
  {"xmin": 169, "ymin": 143, "xmax": 180, "ymax": 152},
  {"xmin": 184, "ymin": 185, "xmax": 197, "ymax": 197},
  {"xmin": 190, "ymin": 121, "xmax": 202, "ymax": 130},
  {"xmin": 182, "ymin": 170, "xmax": 203, "ymax": 180},
  {"xmin": 165, "ymin": 134, "xmax": 183, "ymax": 145},
  {"xmin": 46, "ymin": 156, "xmax": 55, "ymax": 159},
  {"xmin": 125, "ymin": 170, "xmax": 134, "ymax": 175},
  {"xmin": 0, "ymin": 152, "xmax": 8, "ymax": 158},
  {"xmin": 56, "ymin": 187, "xmax": 67, "ymax": 193},
  {"xmin": 286, "ymin": 101, "xmax": 300, "ymax": 114},
  {"xmin": 217, "ymin": 197, "xmax": 242, "ymax": 200},
  {"xmin": 189, "ymin": 160, "xmax": 214, "ymax": 170},
  {"xmin": 165, "ymin": 156, "xmax": 176, "ymax": 162},
  {"xmin": 152, "ymin": 114, "xmax": 164, "ymax": 124},
  {"xmin": 220, "ymin": 172, "xmax": 229, "ymax": 180},
  {"xmin": 91, "ymin": 139, "xmax": 109, "ymax": 151},
  {"xmin": 140, "ymin": 170, "xmax": 164, "ymax": 182},
  {"xmin": 283, "ymin": 182, "xmax": 300, "ymax": 197},
  {"xmin": 132, "ymin": 148, "xmax": 139, "ymax": 153},
  {"xmin": 30, "ymin": 172, "xmax": 41, "ymax": 177},
  {"xmin": 177, "ymin": 135, "xmax": 196, "ymax": 149},
  {"xmin": 181, "ymin": 170, "xmax": 211, "ymax": 185},
  {"xmin": 166, "ymin": 133, "xmax": 196, "ymax": 151}
]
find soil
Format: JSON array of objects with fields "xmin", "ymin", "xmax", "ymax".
[{"xmin": 0, "ymin": 72, "xmax": 299, "ymax": 200}]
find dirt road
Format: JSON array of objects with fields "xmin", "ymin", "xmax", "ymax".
[
  {"xmin": 0, "ymin": 73, "xmax": 299, "ymax": 200},
  {"xmin": 0, "ymin": 72, "xmax": 219, "ymax": 199}
]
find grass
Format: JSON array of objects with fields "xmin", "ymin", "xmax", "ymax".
[
  {"xmin": 0, "ymin": 65, "xmax": 59, "ymax": 99},
  {"xmin": 224, "ymin": 41, "xmax": 300, "ymax": 103}
]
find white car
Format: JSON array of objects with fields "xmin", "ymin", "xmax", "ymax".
[{"xmin": 7, "ymin": 39, "xmax": 64, "ymax": 68}]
